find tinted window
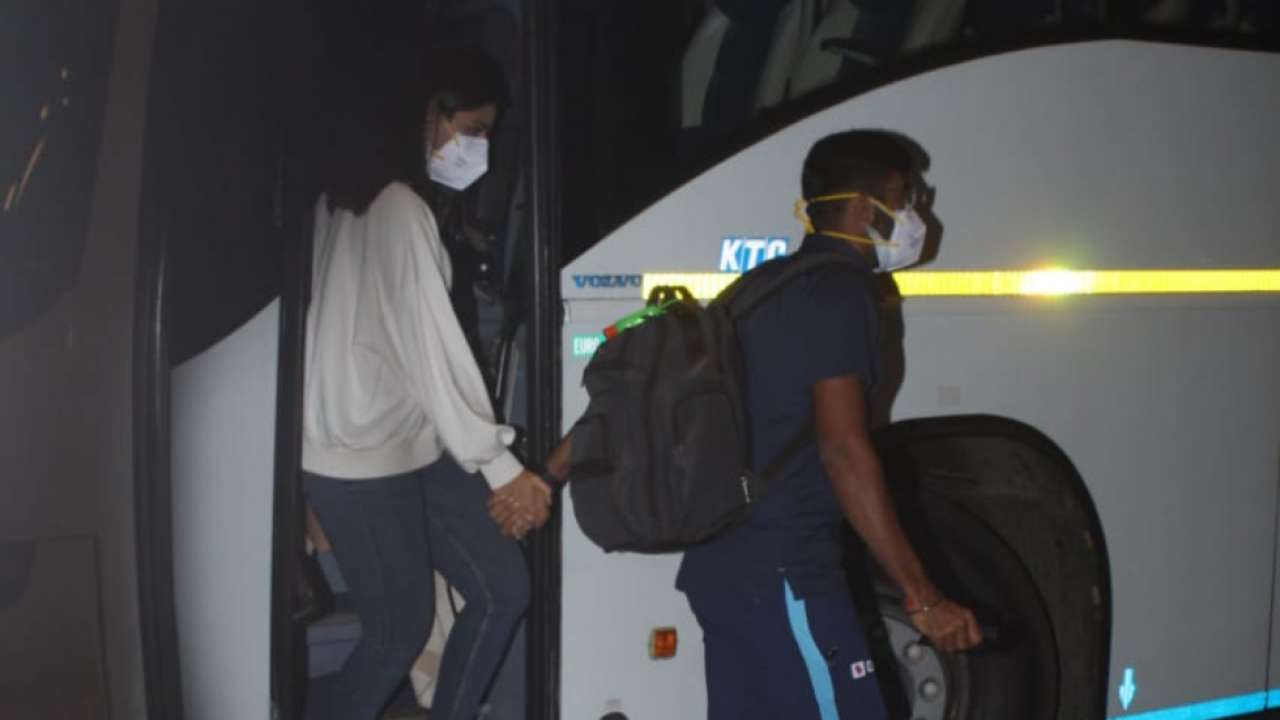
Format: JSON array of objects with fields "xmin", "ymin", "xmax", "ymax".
[
  {"xmin": 556, "ymin": 0, "xmax": 1279, "ymax": 263},
  {"xmin": 142, "ymin": 1, "xmax": 293, "ymax": 364},
  {"xmin": 0, "ymin": 0, "xmax": 118, "ymax": 339}
]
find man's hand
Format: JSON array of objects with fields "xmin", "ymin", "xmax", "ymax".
[
  {"xmin": 487, "ymin": 470, "xmax": 552, "ymax": 539},
  {"xmin": 814, "ymin": 376, "xmax": 982, "ymax": 654},
  {"xmin": 908, "ymin": 597, "xmax": 983, "ymax": 652}
]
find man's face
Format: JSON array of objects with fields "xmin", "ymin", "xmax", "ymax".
[
  {"xmin": 863, "ymin": 170, "xmax": 907, "ymax": 239},
  {"xmin": 881, "ymin": 171, "xmax": 908, "ymax": 211}
]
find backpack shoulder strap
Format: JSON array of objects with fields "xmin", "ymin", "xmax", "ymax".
[
  {"xmin": 721, "ymin": 252, "xmax": 868, "ymax": 491},
  {"xmin": 717, "ymin": 252, "xmax": 863, "ymax": 321},
  {"xmin": 759, "ymin": 421, "xmax": 815, "ymax": 485}
]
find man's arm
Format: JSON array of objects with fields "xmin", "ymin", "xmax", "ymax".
[
  {"xmin": 488, "ymin": 433, "xmax": 572, "ymax": 537},
  {"xmin": 543, "ymin": 433, "xmax": 572, "ymax": 482},
  {"xmin": 813, "ymin": 375, "xmax": 982, "ymax": 652}
]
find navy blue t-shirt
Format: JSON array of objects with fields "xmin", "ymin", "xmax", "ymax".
[{"xmin": 676, "ymin": 234, "xmax": 881, "ymax": 600}]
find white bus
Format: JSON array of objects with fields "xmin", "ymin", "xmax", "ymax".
[
  {"xmin": 3, "ymin": 2, "xmax": 1277, "ymax": 719},
  {"xmin": 557, "ymin": 34, "xmax": 1280, "ymax": 720}
]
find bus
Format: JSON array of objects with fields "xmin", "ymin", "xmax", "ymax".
[{"xmin": 3, "ymin": 1, "xmax": 1277, "ymax": 719}]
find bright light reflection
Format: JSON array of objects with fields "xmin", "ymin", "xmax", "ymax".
[{"xmin": 1019, "ymin": 269, "xmax": 1095, "ymax": 296}]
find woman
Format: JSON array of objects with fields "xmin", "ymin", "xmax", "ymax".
[{"xmin": 303, "ymin": 47, "xmax": 550, "ymax": 720}]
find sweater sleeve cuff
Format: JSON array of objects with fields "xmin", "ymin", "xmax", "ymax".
[{"xmin": 480, "ymin": 450, "xmax": 524, "ymax": 490}]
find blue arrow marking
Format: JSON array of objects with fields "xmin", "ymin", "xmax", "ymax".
[
  {"xmin": 1108, "ymin": 690, "xmax": 1268, "ymax": 719},
  {"xmin": 1119, "ymin": 667, "xmax": 1137, "ymax": 711}
]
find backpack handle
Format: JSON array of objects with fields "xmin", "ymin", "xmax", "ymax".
[
  {"xmin": 646, "ymin": 284, "xmax": 696, "ymax": 307},
  {"xmin": 603, "ymin": 286, "xmax": 695, "ymax": 339}
]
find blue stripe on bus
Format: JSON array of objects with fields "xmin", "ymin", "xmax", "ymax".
[
  {"xmin": 782, "ymin": 580, "xmax": 838, "ymax": 720},
  {"xmin": 1108, "ymin": 690, "xmax": 1271, "ymax": 719}
]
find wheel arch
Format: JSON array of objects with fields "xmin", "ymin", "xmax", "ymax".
[{"xmin": 871, "ymin": 413, "xmax": 1112, "ymax": 719}]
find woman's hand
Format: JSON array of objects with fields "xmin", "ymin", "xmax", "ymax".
[{"xmin": 487, "ymin": 470, "xmax": 552, "ymax": 539}]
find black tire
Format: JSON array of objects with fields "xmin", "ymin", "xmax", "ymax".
[{"xmin": 849, "ymin": 491, "xmax": 1060, "ymax": 720}]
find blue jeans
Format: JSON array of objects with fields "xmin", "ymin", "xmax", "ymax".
[
  {"xmin": 304, "ymin": 457, "xmax": 529, "ymax": 720},
  {"xmin": 480, "ymin": 621, "xmax": 525, "ymax": 719}
]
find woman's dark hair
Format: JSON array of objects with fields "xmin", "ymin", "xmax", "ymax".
[
  {"xmin": 801, "ymin": 130, "xmax": 919, "ymax": 230},
  {"xmin": 426, "ymin": 46, "xmax": 509, "ymax": 120},
  {"xmin": 320, "ymin": 46, "xmax": 508, "ymax": 215}
]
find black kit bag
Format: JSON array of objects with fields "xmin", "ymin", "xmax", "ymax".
[{"xmin": 567, "ymin": 253, "xmax": 861, "ymax": 553}]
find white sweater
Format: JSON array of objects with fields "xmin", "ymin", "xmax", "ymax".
[{"xmin": 302, "ymin": 182, "xmax": 523, "ymax": 488}]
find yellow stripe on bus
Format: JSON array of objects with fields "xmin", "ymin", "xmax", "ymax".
[{"xmin": 641, "ymin": 269, "xmax": 1280, "ymax": 300}]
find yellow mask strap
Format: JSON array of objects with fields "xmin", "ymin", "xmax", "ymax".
[{"xmin": 793, "ymin": 193, "xmax": 897, "ymax": 247}]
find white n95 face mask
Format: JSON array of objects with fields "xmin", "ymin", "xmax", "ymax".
[
  {"xmin": 794, "ymin": 193, "xmax": 928, "ymax": 273},
  {"xmin": 866, "ymin": 206, "xmax": 927, "ymax": 272},
  {"xmin": 428, "ymin": 133, "xmax": 490, "ymax": 190}
]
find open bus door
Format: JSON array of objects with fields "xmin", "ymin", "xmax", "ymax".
[{"xmin": 134, "ymin": 0, "xmax": 310, "ymax": 716}]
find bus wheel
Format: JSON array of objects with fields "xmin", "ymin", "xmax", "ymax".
[{"xmin": 862, "ymin": 491, "xmax": 1060, "ymax": 720}]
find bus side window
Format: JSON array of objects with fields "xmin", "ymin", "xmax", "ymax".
[{"xmin": 0, "ymin": 1, "xmax": 117, "ymax": 339}]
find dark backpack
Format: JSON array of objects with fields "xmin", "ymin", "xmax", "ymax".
[{"xmin": 567, "ymin": 253, "xmax": 860, "ymax": 553}]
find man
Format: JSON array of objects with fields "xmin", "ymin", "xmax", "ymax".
[
  {"xmin": 492, "ymin": 130, "xmax": 982, "ymax": 717},
  {"xmin": 672, "ymin": 130, "xmax": 982, "ymax": 719}
]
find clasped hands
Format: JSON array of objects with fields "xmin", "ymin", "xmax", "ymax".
[{"xmin": 488, "ymin": 470, "xmax": 553, "ymax": 540}]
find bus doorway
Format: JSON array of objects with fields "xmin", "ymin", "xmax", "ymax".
[
  {"xmin": 285, "ymin": 3, "xmax": 562, "ymax": 719},
  {"xmin": 135, "ymin": 0, "xmax": 563, "ymax": 716}
]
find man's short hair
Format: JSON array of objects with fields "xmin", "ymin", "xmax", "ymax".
[{"xmin": 801, "ymin": 130, "xmax": 916, "ymax": 229}]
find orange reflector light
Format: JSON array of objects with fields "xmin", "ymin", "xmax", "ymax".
[{"xmin": 650, "ymin": 627, "xmax": 678, "ymax": 659}]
